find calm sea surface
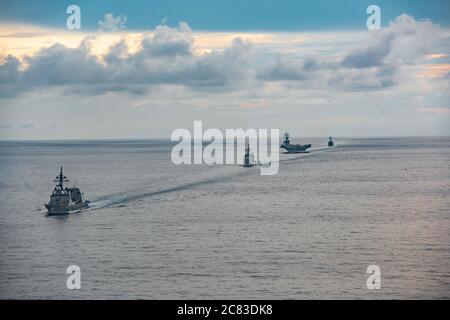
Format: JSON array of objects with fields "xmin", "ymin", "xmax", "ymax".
[{"xmin": 0, "ymin": 137, "xmax": 449, "ymax": 299}]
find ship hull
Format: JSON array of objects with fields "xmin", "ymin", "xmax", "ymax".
[
  {"xmin": 45, "ymin": 201, "xmax": 89, "ymax": 216},
  {"xmin": 280, "ymin": 144, "xmax": 312, "ymax": 153}
]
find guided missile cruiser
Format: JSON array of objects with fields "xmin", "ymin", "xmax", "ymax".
[
  {"xmin": 280, "ymin": 132, "xmax": 311, "ymax": 153},
  {"xmin": 45, "ymin": 166, "xmax": 89, "ymax": 216}
]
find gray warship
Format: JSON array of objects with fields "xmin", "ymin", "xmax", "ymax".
[
  {"xmin": 243, "ymin": 144, "xmax": 254, "ymax": 167},
  {"xmin": 280, "ymin": 132, "xmax": 311, "ymax": 153},
  {"xmin": 328, "ymin": 136, "xmax": 334, "ymax": 147},
  {"xmin": 45, "ymin": 166, "xmax": 89, "ymax": 216}
]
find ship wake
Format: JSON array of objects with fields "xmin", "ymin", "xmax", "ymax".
[
  {"xmin": 72, "ymin": 142, "xmax": 348, "ymax": 212},
  {"xmin": 87, "ymin": 168, "xmax": 244, "ymax": 211}
]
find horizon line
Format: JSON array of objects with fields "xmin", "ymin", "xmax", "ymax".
[{"xmin": 1, "ymin": 134, "xmax": 450, "ymax": 142}]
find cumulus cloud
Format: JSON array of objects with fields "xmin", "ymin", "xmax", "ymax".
[
  {"xmin": 257, "ymin": 55, "xmax": 333, "ymax": 83},
  {"xmin": 102, "ymin": 24, "xmax": 251, "ymax": 90},
  {"xmin": 138, "ymin": 22, "xmax": 193, "ymax": 57},
  {"xmin": 258, "ymin": 57, "xmax": 309, "ymax": 81},
  {"xmin": 0, "ymin": 55, "xmax": 20, "ymax": 83},
  {"xmin": 24, "ymin": 41, "xmax": 104, "ymax": 85},
  {"xmin": 0, "ymin": 15, "xmax": 449, "ymax": 97},
  {"xmin": 342, "ymin": 14, "xmax": 443, "ymax": 69},
  {"xmin": 0, "ymin": 22, "xmax": 253, "ymax": 95},
  {"xmin": 258, "ymin": 14, "xmax": 449, "ymax": 91},
  {"xmin": 98, "ymin": 13, "xmax": 127, "ymax": 32}
]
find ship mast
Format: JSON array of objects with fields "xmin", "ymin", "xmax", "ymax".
[
  {"xmin": 283, "ymin": 132, "xmax": 290, "ymax": 145},
  {"xmin": 55, "ymin": 166, "xmax": 69, "ymax": 190},
  {"xmin": 243, "ymin": 144, "xmax": 252, "ymax": 167}
]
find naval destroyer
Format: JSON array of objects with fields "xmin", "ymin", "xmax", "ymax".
[{"xmin": 45, "ymin": 166, "xmax": 89, "ymax": 216}]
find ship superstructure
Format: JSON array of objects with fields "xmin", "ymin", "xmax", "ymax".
[{"xmin": 243, "ymin": 145, "xmax": 254, "ymax": 167}]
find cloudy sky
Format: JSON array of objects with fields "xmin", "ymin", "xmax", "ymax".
[{"xmin": 0, "ymin": 0, "xmax": 450, "ymax": 139}]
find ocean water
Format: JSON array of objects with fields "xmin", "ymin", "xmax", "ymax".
[{"xmin": 0, "ymin": 137, "xmax": 449, "ymax": 299}]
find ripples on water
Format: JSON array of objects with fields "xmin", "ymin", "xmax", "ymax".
[{"xmin": 0, "ymin": 137, "xmax": 449, "ymax": 299}]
